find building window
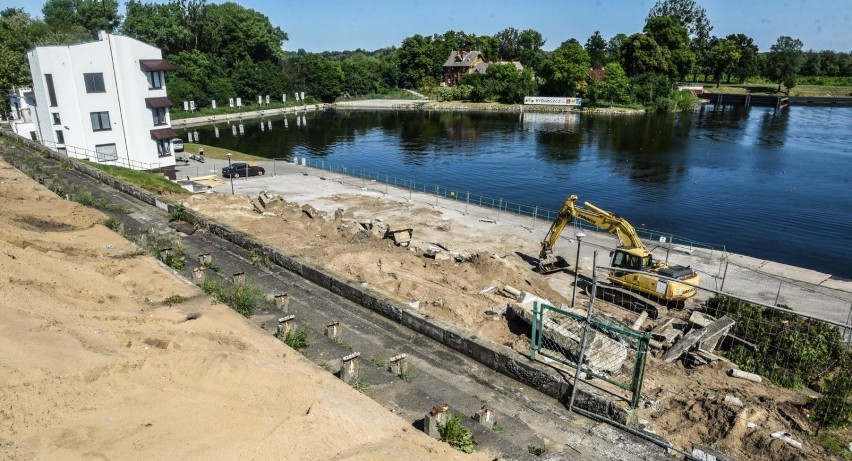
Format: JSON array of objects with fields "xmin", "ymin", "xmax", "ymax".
[
  {"xmin": 157, "ymin": 139, "xmax": 171, "ymax": 157},
  {"xmin": 52, "ymin": 113, "xmax": 61, "ymax": 125},
  {"xmin": 152, "ymin": 107, "xmax": 168, "ymax": 126},
  {"xmin": 147, "ymin": 71, "xmax": 164, "ymax": 89},
  {"xmin": 55, "ymin": 130, "xmax": 64, "ymax": 144},
  {"xmin": 45, "ymin": 74, "xmax": 57, "ymax": 107},
  {"xmin": 90, "ymin": 111, "xmax": 111, "ymax": 131},
  {"xmin": 84, "ymin": 73, "xmax": 106, "ymax": 93},
  {"xmin": 95, "ymin": 143, "xmax": 118, "ymax": 162}
]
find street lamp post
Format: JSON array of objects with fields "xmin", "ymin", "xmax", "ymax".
[
  {"xmin": 571, "ymin": 231, "xmax": 586, "ymax": 307},
  {"xmin": 227, "ymin": 153, "xmax": 234, "ymax": 195}
]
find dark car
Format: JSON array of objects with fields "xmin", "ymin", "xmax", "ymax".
[{"xmin": 222, "ymin": 162, "xmax": 265, "ymax": 178}]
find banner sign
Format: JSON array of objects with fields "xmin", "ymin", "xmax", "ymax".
[{"xmin": 524, "ymin": 96, "xmax": 582, "ymax": 106}]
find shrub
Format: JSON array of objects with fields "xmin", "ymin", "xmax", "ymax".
[
  {"xmin": 282, "ymin": 326, "xmax": 310, "ymax": 351},
  {"xmin": 438, "ymin": 415, "xmax": 477, "ymax": 454},
  {"xmin": 702, "ymin": 295, "xmax": 844, "ymax": 388}
]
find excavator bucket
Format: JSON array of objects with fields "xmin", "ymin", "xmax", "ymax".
[{"xmin": 536, "ymin": 254, "xmax": 570, "ymax": 274}]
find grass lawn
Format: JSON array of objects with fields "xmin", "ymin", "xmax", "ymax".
[
  {"xmin": 702, "ymin": 83, "xmax": 852, "ymax": 97},
  {"xmin": 82, "ymin": 161, "xmax": 190, "ymax": 195},
  {"xmin": 185, "ymin": 143, "xmax": 268, "ymax": 161}
]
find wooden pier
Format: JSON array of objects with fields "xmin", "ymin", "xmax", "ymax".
[
  {"xmin": 697, "ymin": 93, "xmax": 788, "ymax": 109},
  {"xmin": 699, "ymin": 93, "xmax": 852, "ymax": 108}
]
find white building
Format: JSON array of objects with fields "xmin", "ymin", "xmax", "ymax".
[
  {"xmin": 7, "ymin": 87, "xmax": 38, "ymax": 140},
  {"xmin": 27, "ymin": 31, "xmax": 178, "ymax": 170}
]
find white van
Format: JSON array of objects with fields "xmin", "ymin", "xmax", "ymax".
[{"xmin": 171, "ymin": 138, "xmax": 184, "ymax": 153}]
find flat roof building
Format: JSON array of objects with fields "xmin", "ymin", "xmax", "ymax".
[{"xmin": 27, "ymin": 31, "xmax": 178, "ymax": 170}]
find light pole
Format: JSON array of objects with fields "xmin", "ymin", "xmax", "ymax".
[
  {"xmin": 226, "ymin": 153, "xmax": 234, "ymax": 195},
  {"xmin": 571, "ymin": 231, "xmax": 586, "ymax": 307}
]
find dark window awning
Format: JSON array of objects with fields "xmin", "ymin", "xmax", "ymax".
[
  {"xmin": 140, "ymin": 59, "xmax": 178, "ymax": 72},
  {"xmin": 145, "ymin": 97, "xmax": 174, "ymax": 109},
  {"xmin": 150, "ymin": 127, "xmax": 178, "ymax": 141}
]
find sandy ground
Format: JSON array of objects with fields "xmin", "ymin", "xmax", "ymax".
[
  {"xmin": 180, "ymin": 172, "xmax": 843, "ymax": 459},
  {"xmin": 0, "ymin": 160, "xmax": 487, "ymax": 460}
]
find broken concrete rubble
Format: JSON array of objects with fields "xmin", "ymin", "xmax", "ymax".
[
  {"xmin": 509, "ymin": 293, "xmax": 628, "ymax": 374},
  {"xmin": 661, "ymin": 316, "xmax": 735, "ymax": 364}
]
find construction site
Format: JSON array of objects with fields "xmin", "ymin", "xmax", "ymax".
[{"xmin": 2, "ymin": 134, "xmax": 852, "ymax": 460}]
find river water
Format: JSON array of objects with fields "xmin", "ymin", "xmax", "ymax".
[{"xmin": 185, "ymin": 106, "xmax": 852, "ymax": 279}]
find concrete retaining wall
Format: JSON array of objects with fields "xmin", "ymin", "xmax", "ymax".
[{"xmin": 0, "ymin": 130, "xmax": 635, "ymax": 425}]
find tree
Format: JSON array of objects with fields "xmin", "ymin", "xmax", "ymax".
[
  {"xmin": 620, "ymin": 33, "xmax": 671, "ymax": 78},
  {"xmin": 122, "ymin": 0, "xmax": 195, "ymax": 56},
  {"xmin": 586, "ymin": 62, "xmax": 632, "ymax": 106},
  {"xmin": 538, "ymin": 39, "xmax": 590, "ymax": 96},
  {"xmin": 644, "ymin": 15, "xmax": 693, "ymax": 80},
  {"xmin": 42, "ymin": 0, "xmax": 122, "ymax": 37},
  {"xmin": 397, "ymin": 34, "xmax": 434, "ymax": 89},
  {"xmin": 704, "ymin": 37, "xmax": 740, "ymax": 87},
  {"xmin": 585, "ymin": 31, "xmax": 607, "ymax": 68},
  {"xmin": 647, "ymin": 0, "xmax": 713, "ymax": 81},
  {"xmin": 494, "ymin": 27, "xmax": 519, "ymax": 61},
  {"xmin": 517, "ymin": 29, "xmax": 545, "ymax": 72},
  {"xmin": 726, "ymin": 33, "xmax": 759, "ymax": 83},
  {"xmin": 286, "ymin": 54, "xmax": 343, "ymax": 102},
  {"xmin": 765, "ymin": 36, "xmax": 804, "ymax": 93},
  {"xmin": 644, "ymin": 15, "xmax": 689, "ymax": 51},
  {"xmin": 200, "ymin": 2, "xmax": 287, "ymax": 65},
  {"xmin": 0, "ymin": 9, "xmax": 53, "ymax": 88},
  {"xmin": 647, "ymin": 0, "xmax": 712, "ymax": 41},
  {"xmin": 606, "ymin": 33, "xmax": 628, "ymax": 65}
]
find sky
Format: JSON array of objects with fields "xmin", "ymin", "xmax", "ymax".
[{"xmin": 6, "ymin": 0, "xmax": 852, "ymax": 53}]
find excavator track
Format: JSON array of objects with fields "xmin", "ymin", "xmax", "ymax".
[{"xmin": 586, "ymin": 283, "xmax": 667, "ymax": 319}]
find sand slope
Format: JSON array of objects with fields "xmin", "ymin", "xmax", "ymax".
[{"xmin": 0, "ymin": 160, "xmax": 483, "ymax": 460}]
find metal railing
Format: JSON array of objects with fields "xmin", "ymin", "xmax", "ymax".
[
  {"xmin": 529, "ymin": 300, "xmax": 651, "ymax": 408},
  {"xmin": 35, "ymin": 138, "xmax": 165, "ymax": 171}
]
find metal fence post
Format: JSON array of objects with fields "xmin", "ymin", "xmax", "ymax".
[
  {"xmin": 774, "ymin": 280, "xmax": 783, "ymax": 306},
  {"xmin": 846, "ymin": 303, "xmax": 852, "ymax": 348},
  {"xmin": 569, "ymin": 251, "xmax": 598, "ymax": 412},
  {"xmin": 530, "ymin": 301, "xmax": 539, "ymax": 360},
  {"xmin": 342, "ymin": 166, "xmax": 346, "ymax": 184},
  {"xmin": 665, "ymin": 235, "xmax": 673, "ymax": 265},
  {"xmin": 465, "ymin": 191, "xmax": 469, "ymax": 215},
  {"xmin": 435, "ymin": 185, "xmax": 438, "ymax": 207},
  {"xmin": 532, "ymin": 206, "xmax": 537, "ymax": 230},
  {"xmin": 385, "ymin": 175, "xmax": 388, "ymax": 195},
  {"xmin": 720, "ymin": 258, "xmax": 729, "ymax": 292},
  {"xmin": 631, "ymin": 333, "xmax": 650, "ymax": 409},
  {"xmin": 497, "ymin": 198, "xmax": 502, "ymax": 221}
]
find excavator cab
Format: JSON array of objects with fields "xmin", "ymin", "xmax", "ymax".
[{"xmin": 610, "ymin": 249, "xmax": 652, "ymax": 275}]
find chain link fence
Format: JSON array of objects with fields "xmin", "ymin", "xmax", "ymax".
[{"xmin": 578, "ymin": 260, "xmax": 852, "ymax": 458}]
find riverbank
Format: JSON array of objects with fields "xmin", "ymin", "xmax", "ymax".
[{"xmin": 171, "ymin": 103, "xmax": 331, "ymax": 128}]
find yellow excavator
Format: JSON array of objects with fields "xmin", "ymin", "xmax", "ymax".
[{"xmin": 538, "ymin": 195, "xmax": 698, "ymax": 318}]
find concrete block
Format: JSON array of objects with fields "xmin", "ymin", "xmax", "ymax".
[
  {"xmin": 277, "ymin": 315, "xmax": 295, "ymax": 337},
  {"xmin": 388, "ymin": 354, "xmax": 407, "ymax": 376},
  {"xmin": 191, "ymin": 266, "xmax": 206, "ymax": 283},
  {"xmin": 274, "ymin": 293, "xmax": 290, "ymax": 312},
  {"xmin": 326, "ymin": 321, "xmax": 340, "ymax": 340},
  {"xmin": 423, "ymin": 404, "xmax": 449, "ymax": 438},
  {"xmin": 340, "ymin": 352, "xmax": 361, "ymax": 385},
  {"xmin": 474, "ymin": 405, "xmax": 494, "ymax": 426}
]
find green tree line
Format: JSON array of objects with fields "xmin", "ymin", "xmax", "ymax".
[{"xmin": 1, "ymin": 0, "xmax": 850, "ymax": 112}]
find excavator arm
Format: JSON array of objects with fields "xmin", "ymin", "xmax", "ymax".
[
  {"xmin": 565, "ymin": 196, "xmax": 644, "ymax": 249},
  {"xmin": 537, "ymin": 195, "xmax": 644, "ymax": 274}
]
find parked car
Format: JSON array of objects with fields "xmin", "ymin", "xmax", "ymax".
[
  {"xmin": 171, "ymin": 138, "xmax": 184, "ymax": 153},
  {"xmin": 222, "ymin": 162, "xmax": 265, "ymax": 178}
]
